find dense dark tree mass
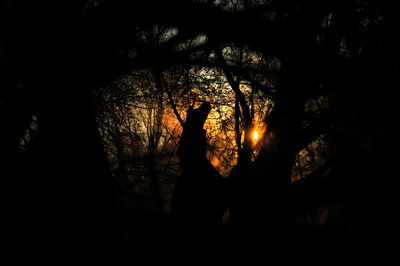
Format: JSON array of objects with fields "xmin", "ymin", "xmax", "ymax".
[{"xmin": 2, "ymin": 0, "xmax": 399, "ymax": 263}]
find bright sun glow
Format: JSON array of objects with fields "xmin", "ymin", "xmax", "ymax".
[{"xmin": 252, "ymin": 130, "xmax": 259, "ymax": 142}]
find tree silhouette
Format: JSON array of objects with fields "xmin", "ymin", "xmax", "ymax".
[{"xmin": 1, "ymin": 0, "xmax": 399, "ymax": 262}]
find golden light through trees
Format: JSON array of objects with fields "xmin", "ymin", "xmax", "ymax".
[
  {"xmin": 5, "ymin": 0, "xmax": 395, "ymax": 250},
  {"xmin": 252, "ymin": 130, "xmax": 259, "ymax": 143},
  {"xmin": 97, "ymin": 39, "xmax": 321, "ymax": 192}
]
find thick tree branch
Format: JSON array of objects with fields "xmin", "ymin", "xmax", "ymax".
[{"xmin": 294, "ymin": 99, "xmax": 347, "ymax": 155}]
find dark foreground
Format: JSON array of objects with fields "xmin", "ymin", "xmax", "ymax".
[{"xmin": 13, "ymin": 209, "xmax": 399, "ymax": 265}]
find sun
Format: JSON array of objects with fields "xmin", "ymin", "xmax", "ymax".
[{"xmin": 252, "ymin": 130, "xmax": 259, "ymax": 143}]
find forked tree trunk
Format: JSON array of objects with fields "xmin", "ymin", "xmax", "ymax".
[{"xmin": 171, "ymin": 102, "xmax": 228, "ymax": 235}]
